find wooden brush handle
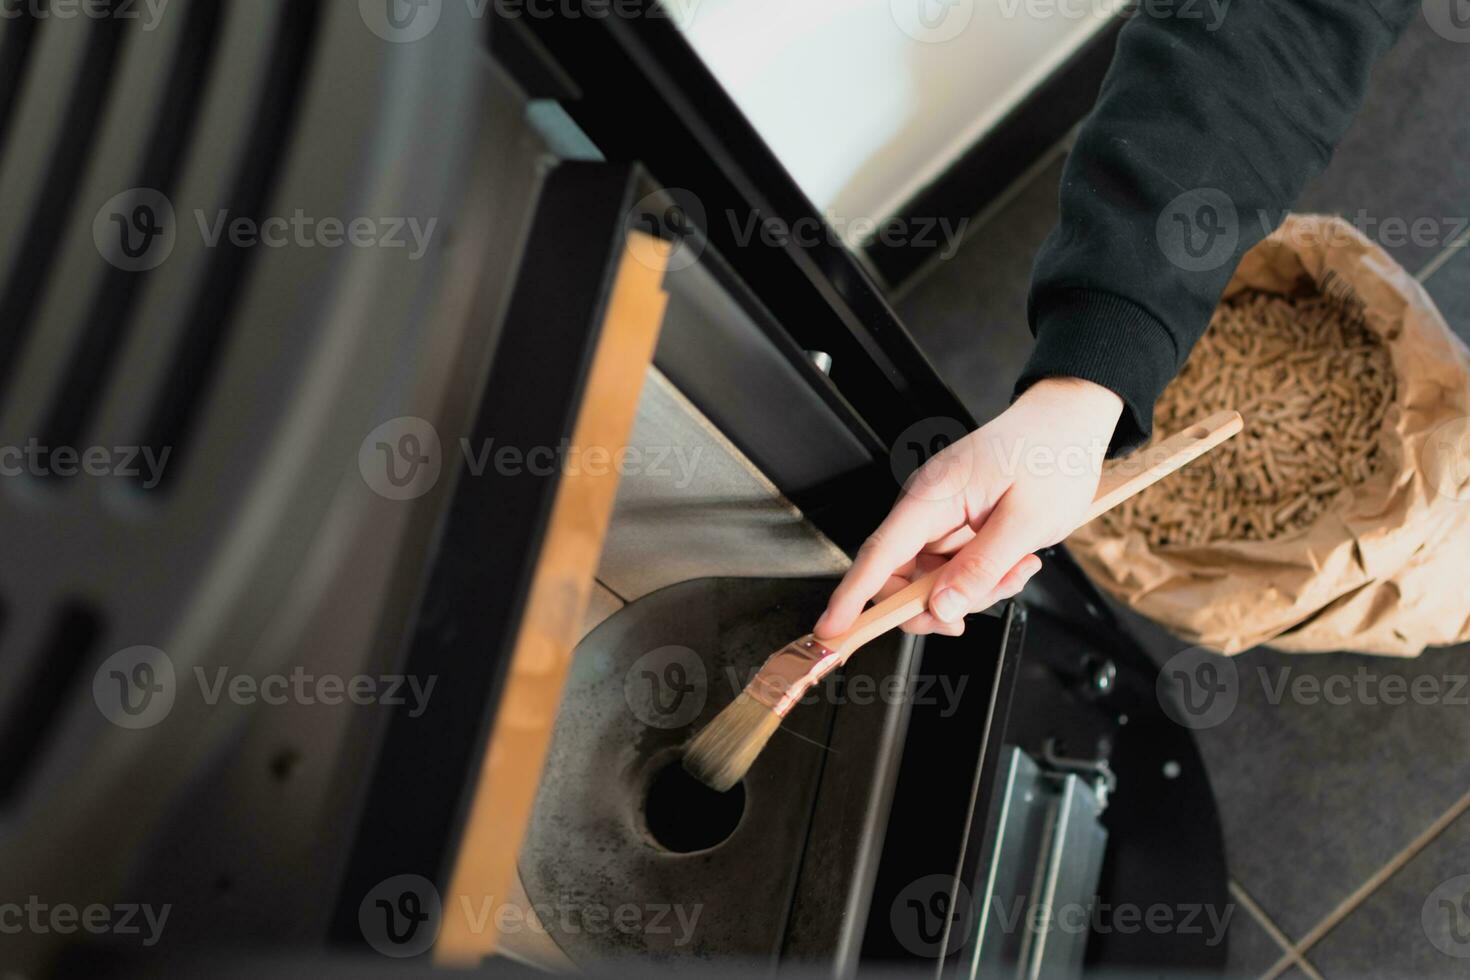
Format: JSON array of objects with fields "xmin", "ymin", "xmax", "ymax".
[{"xmin": 824, "ymin": 410, "xmax": 1242, "ymax": 655}]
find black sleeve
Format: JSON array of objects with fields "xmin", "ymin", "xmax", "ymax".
[{"xmin": 1014, "ymin": 0, "xmax": 1420, "ymax": 452}]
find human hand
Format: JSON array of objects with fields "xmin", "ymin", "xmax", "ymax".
[{"xmin": 814, "ymin": 377, "xmax": 1124, "ymax": 638}]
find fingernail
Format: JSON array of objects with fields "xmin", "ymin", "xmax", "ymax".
[
  {"xmin": 1024, "ymin": 558, "xmax": 1043, "ymax": 579},
  {"xmin": 932, "ymin": 589, "xmax": 967, "ymax": 623},
  {"xmin": 814, "ymin": 610, "xmax": 833, "ymax": 636}
]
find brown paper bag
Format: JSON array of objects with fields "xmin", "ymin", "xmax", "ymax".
[{"xmin": 1069, "ymin": 215, "xmax": 1470, "ymax": 656}]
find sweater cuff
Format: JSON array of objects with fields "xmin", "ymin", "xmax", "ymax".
[{"xmin": 1013, "ymin": 288, "xmax": 1178, "ymax": 455}]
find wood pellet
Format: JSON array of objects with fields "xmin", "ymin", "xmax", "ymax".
[{"xmin": 1098, "ymin": 286, "xmax": 1397, "ymax": 548}]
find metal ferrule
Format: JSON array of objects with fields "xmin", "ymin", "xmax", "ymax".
[{"xmin": 744, "ymin": 635, "xmax": 845, "ymax": 716}]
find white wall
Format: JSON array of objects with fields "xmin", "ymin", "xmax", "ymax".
[{"xmin": 676, "ymin": 0, "xmax": 1119, "ymax": 242}]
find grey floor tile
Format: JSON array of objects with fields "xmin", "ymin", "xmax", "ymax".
[
  {"xmin": 895, "ymin": 154, "xmax": 1065, "ymax": 425},
  {"xmin": 1309, "ymin": 805, "xmax": 1470, "ymax": 979},
  {"xmin": 1188, "ymin": 641, "xmax": 1470, "ymax": 940},
  {"xmin": 1225, "ymin": 899, "xmax": 1293, "ymax": 979},
  {"xmin": 1294, "ymin": 16, "xmax": 1470, "ymax": 273},
  {"xmin": 1101, "ymin": 592, "xmax": 1470, "ymax": 942},
  {"xmin": 1424, "ymin": 244, "xmax": 1470, "ymax": 346}
]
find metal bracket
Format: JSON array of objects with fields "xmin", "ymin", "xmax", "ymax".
[{"xmin": 1041, "ymin": 736, "xmax": 1116, "ymax": 810}]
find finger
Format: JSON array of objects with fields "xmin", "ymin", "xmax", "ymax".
[
  {"xmin": 882, "ymin": 553, "xmax": 1038, "ymax": 632},
  {"xmin": 928, "ymin": 492, "xmax": 1039, "ymax": 623},
  {"xmin": 924, "ymin": 524, "xmax": 975, "ymax": 557},
  {"xmin": 899, "ymin": 612, "xmax": 966, "ymax": 636},
  {"xmin": 912, "ymin": 552, "xmax": 949, "ymax": 574},
  {"xmin": 973, "ymin": 554, "xmax": 1043, "ymax": 611},
  {"xmin": 871, "ymin": 574, "xmax": 913, "ymax": 603},
  {"xmin": 913, "ymin": 555, "xmax": 1040, "ymax": 628},
  {"xmin": 870, "ymin": 557, "xmax": 946, "ymax": 635},
  {"xmin": 816, "ymin": 499, "xmax": 939, "ymax": 637}
]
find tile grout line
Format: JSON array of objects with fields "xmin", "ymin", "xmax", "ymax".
[
  {"xmin": 1259, "ymin": 785, "xmax": 1470, "ymax": 980},
  {"xmin": 1415, "ymin": 224, "xmax": 1470, "ymax": 283},
  {"xmin": 1231, "ymin": 879, "xmax": 1325, "ymax": 980}
]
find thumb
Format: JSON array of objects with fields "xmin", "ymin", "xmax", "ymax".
[{"xmin": 928, "ymin": 493, "xmax": 1034, "ymax": 623}]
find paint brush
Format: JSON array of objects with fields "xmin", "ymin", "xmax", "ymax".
[{"xmin": 683, "ymin": 410, "xmax": 1243, "ymax": 791}]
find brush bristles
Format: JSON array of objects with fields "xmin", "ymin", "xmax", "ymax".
[{"xmin": 683, "ymin": 693, "xmax": 783, "ymax": 792}]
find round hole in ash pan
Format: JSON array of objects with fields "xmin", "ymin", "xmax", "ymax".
[{"xmin": 643, "ymin": 760, "xmax": 745, "ymax": 853}]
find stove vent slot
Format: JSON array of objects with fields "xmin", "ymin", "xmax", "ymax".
[
  {"xmin": 132, "ymin": 0, "xmax": 324, "ymax": 492},
  {"xmin": 0, "ymin": 602, "xmax": 103, "ymax": 805},
  {"xmin": 0, "ymin": 0, "xmax": 45, "ymax": 161},
  {"xmin": 38, "ymin": 0, "xmax": 227, "ymax": 469},
  {"xmin": 0, "ymin": 1, "xmax": 131, "ymax": 405}
]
